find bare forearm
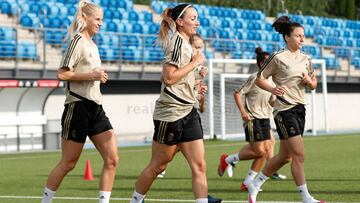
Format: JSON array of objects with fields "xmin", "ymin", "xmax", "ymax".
[
  {"xmin": 234, "ymin": 92, "xmax": 246, "ymax": 114},
  {"xmin": 255, "ymin": 78, "xmax": 273, "ymax": 92},
  {"xmin": 163, "ymin": 61, "xmax": 198, "ymax": 85},
  {"xmin": 58, "ymin": 71, "xmax": 94, "ymax": 81}
]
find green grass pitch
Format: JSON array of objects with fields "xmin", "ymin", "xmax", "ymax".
[{"xmin": 0, "ymin": 134, "xmax": 359, "ymax": 202}]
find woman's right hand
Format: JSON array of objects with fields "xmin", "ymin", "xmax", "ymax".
[
  {"xmin": 192, "ymin": 51, "xmax": 205, "ymax": 67},
  {"xmin": 91, "ymin": 69, "xmax": 108, "ymax": 83},
  {"xmin": 271, "ymin": 86, "xmax": 286, "ymax": 96},
  {"xmin": 241, "ymin": 112, "xmax": 251, "ymax": 122}
]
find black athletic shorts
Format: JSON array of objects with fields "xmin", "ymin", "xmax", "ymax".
[
  {"xmin": 243, "ymin": 118, "xmax": 271, "ymax": 142},
  {"xmin": 274, "ymin": 104, "xmax": 305, "ymax": 140},
  {"xmin": 153, "ymin": 108, "xmax": 203, "ymax": 145},
  {"xmin": 61, "ymin": 101, "xmax": 113, "ymax": 143}
]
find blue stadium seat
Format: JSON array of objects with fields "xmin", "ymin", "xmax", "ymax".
[
  {"xmin": 0, "ymin": 41, "xmax": 16, "ymax": 57},
  {"xmin": 96, "ymin": 33, "xmax": 110, "ymax": 47},
  {"xmin": 62, "ymin": 16, "xmax": 72, "ymax": 28},
  {"xmin": 17, "ymin": 42, "xmax": 37, "ymax": 59},
  {"xmin": 344, "ymin": 39, "xmax": 354, "ymax": 47},
  {"xmin": 272, "ymin": 33, "xmax": 281, "ymax": 42},
  {"xmin": 100, "ymin": 0, "xmax": 110, "ymax": 7},
  {"xmin": 234, "ymin": 31, "xmax": 243, "ymax": 40},
  {"xmin": 66, "ymin": 5, "xmax": 77, "ymax": 16},
  {"xmin": 355, "ymin": 39, "xmax": 360, "ymax": 47},
  {"xmin": 262, "ymin": 43, "xmax": 278, "ymax": 53},
  {"xmin": 143, "ymin": 11, "xmax": 153, "ymax": 22},
  {"xmin": 108, "ymin": 0, "xmax": 118, "ymax": 8},
  {"xmin": 333, "ymin": 48, "xmax": 350, "ymax": 58},
  {"xmin": 246, "ymin": 31, "xmax": 262, "ymax": 41},
  {"xmin": 29, "ymin": 2, "xmax": 40, "ymax": 14},
  {"xmin": 0, "ymin": 0, "xmax": 14, "ymax": 15},
  {"xmin": 128, "ymin": 11, "xmax": 139, "ymax": 22},
  {"xmin": 0, "ymin": 27, "xmax": 14, "ymax": 41},
  {"xmin": 20, "ymin": 13, "xmax": 40, "ymax": 27},
  {"xmin": 50, "ymin": 17, "xmax": 62, "ymax": 28},
  {"xmin": 324, "ymin": 56, "xmax": 340, "ymax": 69},
  {"xmin": 144, "ymin": 36, "xmax": 157, "ymax": 48},
  {"xmin": 305, "ymin": 16, "xmax": 318, "ymax": 26},
  {"xmin": 39, "ymin": 2, "xmax": 52, "ymax": 16},
  {"xmin": 218, "ymin": 30, "xmax": 230, "ymax": 39},
  {"xmin": 350, "ymin": 49, "xmax": 360, "ymax": 57},
  {"xmin": 206, "ymin": 28, "xmax": 217, "ymax": 38},
  {"xmin": 151, "ymin": 1, "xmax": 164, "ymax": 14},
  {"xmin": 265, "ymin": 23, "xmax": 273, "ymax": 31},
  {"xmin": 103, "ymin": 9, "xmax": 113, "ymax": 20},
  {"xmin": 353, "ymin": 31, "xmax": 360, "ymax": 39},
  {"xmin": 122, "ymin": 47, "xmax": 136, "ymax": 61},
  {"xmin": 289, "ymin": 15, "xmax": 305, "ymax": 24},
  {"xmin": 105, "ymin": 20, "xmax": 118, "ymax": 32},
  {"xmin": 199, "ymin": 17, "xmax": 210, "ymax": 27},
  {"xmin": 231, "ymin": 51, "xmax": 242, "ymax": 59},
  {"xmin": 242, "ymin": 51, "xmax": 255, "ymax": 59},
  {"xmin": 132, "ymin": 23, "xmax": 143, "ymax": 34},
  {"xmin": 45, "ymin": 30, "xmax": 66, "ymax": 45},
  {"xmin": 239, "ymin": 42, "xmax": 257, "ymax": 51},
  {"xmin": 302, "ymin": 45, "xmax": 321, "ymax": 58},
  {"xmin": 220, "ymin": 19, "xmax": 230, "ymax": 28},
  {"xmin": 234, "ymin": 20, "xmax": 243, "ymax": 29},
  {"xmin": 351, "ymin": 57, "xmax": 360, "ymax": 69},
  {"xmin": 144, "ymin": 49, "xmax": 162, "ymax": 62},
  {"xmin": 121, "ymin": 35, "xmax": 141, "ymax": 48},
  {"xmin": 148, "ymin": 23, "xmax": 159, "ymax": 34},
  {"xmin": 342, "ymin": 30, "xmax": 352, "ymax": 38},
  {"xmin": 113, "ymin": 9, "xmax": 123, "ymax": 20}
]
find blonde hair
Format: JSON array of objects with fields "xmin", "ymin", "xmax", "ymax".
[
  {"xmin": 158, "ymin": 8, "xmax": 176, "ymax": 48},
  {"xmin": 65, "ymin": 0, "xmax": 102, "ymax": 41}
]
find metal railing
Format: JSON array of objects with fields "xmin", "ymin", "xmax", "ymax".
[{"xmin": 1, "ymin": 25, "xmax": 360, "ymax": 80}]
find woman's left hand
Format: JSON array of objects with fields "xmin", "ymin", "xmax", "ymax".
[{"xmin": 301, "ymin": 73, "xmax": 312, "ymax": 86}]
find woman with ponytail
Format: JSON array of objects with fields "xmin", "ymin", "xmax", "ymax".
[
  {"xmin": 129, "ymin": 4, "xmax": 221, "ymax": 203},
  {"xmin": 41, "ymin": 1, "xmax": 118, "ymax": 203},
  {"xmin": 217, "ymin": 47, "xmax": 286, "ymax": 189},
  {"xmin": 246, "ymin": 16, "xmax": 326, "ymax": 203}
]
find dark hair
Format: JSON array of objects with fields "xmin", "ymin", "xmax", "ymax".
[
  {"xmin": 190, "ymin": 33, "xmax": 203, "ymax": 44},
  {"xmin": 272, "ymin": 16, "xmax": 303, "ymax": 42},
  {"xmin": 255, "ymin": 47, "xmax": 270, "ymax": 69},
  {"xmin": 170, "ymin": 4, "xmax": 191, "ymax": 21},
  {"xmin": 158, "ymin": 4, "xmax": 192, "ymax": 46}
]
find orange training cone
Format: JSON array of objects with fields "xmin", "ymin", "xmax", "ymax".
[{"xmin": 83, "ymin": 159, "xmax": 94, "ymax": 180}]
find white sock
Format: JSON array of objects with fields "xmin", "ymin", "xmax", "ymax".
[
  {"xmin": 225, "ymin": 153, "xmax": 239, "ymax": 164},
  {"xmin": 253, "ymin": 171, "xmax": 269, "ymax": 189},
  {"xmin": 41, "ymin": 187, "xmax": 56, "ymax": 203},
  {"xmin": 244, "ymin": 169, "xmax": 258, "ymax": 185},
  {"xmin": 130, "ymin": 190, "xmax": 145, "ymax": 203},
  {"xmin": 99, "ymin": 191, "xmax": 111, "ymax": 203},
  {"xmin": 298, "ymin": 184, "xmax": 312, "ymax": 201},
  {"xmin": 195, "ymin": 198, "xmax": 208, "ymax": 203}
]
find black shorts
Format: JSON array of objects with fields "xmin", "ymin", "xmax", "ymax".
[
  {"xmin": 243, "ymin": 118, "xmax": 271, "ymax": 142},
  {"xmin": 274, "ymin": 104, "xmax": 305, "ymax": 140},
  {"xmin": 153, "ymin": 108, "xmax": 203, "ymax": 145},
  {"xmin": 61, "ymin": 101, "xmax": 113, "ymax": 143}
]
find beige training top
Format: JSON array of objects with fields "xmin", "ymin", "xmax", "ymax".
[
  {"xmin": 235, "ymin": 72, "xmax": 274, "ymax": 119},
  {"xmin": 59, "ymin": 33, "xmax": 102, "ymax": 105},
  {"xmin": 153, "ymin": 32, "xmax": 196, "ymax": 122},
  {"xmin": 258, "ymin": 47, "xmax": 314, "ymax": 115}
]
